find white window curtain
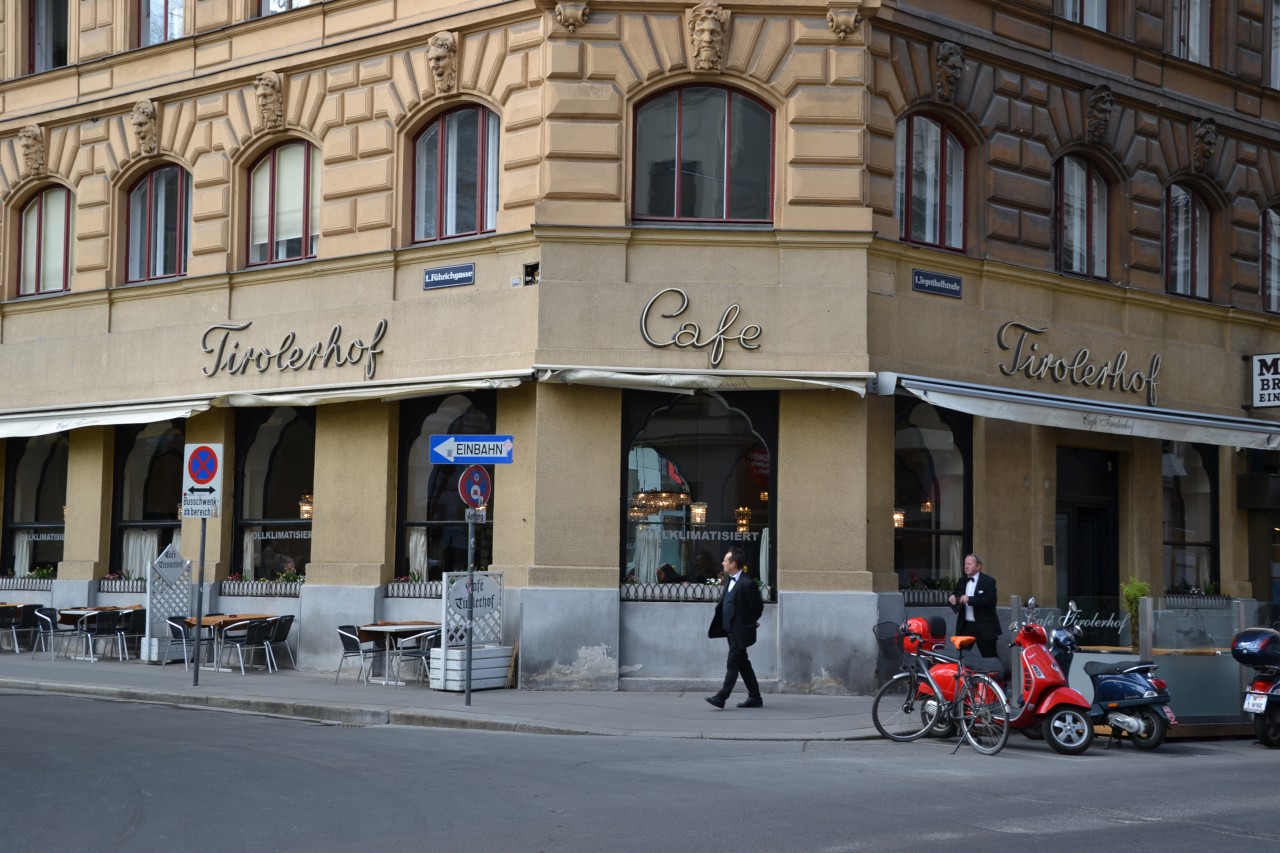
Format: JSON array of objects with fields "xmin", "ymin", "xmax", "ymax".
[
  {"xmin": 757, "ymin": 527, "xmax": 770, "ymax": 588},
  {"xmin": 122, "ymin": 529, "xmax": 160, "ymax": 579},
  {"xmin": 12, "ymin": 532, "xmax": 32, "ymax": 577},
  {"xmin": 408, "ymin": 527, "xmax": 428, "ymax": 578},
  {"xmin": 172, "ymin": 529, "xmax": 182, "ymax": 556},
  {"xmin": 21, "ymin": 203, "xmax": 39, "ymax": 295},
  {"xmin": 41, "ymin": 188, "xmax": 68, "ymax": 291},
  {"xmin": 274, "ymin": 143, "xmax": 305, "ymax": 258},
  {"xmin": 250, "ymin": 158, "xmax": 270, "ymax": 263},
  {"xmin": 632, "ymin": 526, "xmax": 662, "ymax": 584},
  {"xmin": 242, "ymin": 530, "xmax": 257, "ymax": 581}
]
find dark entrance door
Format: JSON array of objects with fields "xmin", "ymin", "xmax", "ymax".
[{"xmin": 1056, "ymin": 447, "xmax": 1119, "ymax": 601}]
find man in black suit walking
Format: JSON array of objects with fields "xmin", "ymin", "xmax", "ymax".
[
  {"xmin": 706, "ymin": 546, "xmax": 765, "ymax": 709},
  {"xmin": 949, "ymin": 553, "xmax": 1002, "ymax": 658}
]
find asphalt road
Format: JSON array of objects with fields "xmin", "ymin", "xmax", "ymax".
[{"xmin": 2, "ymin": 689, "xmax": 1273, "ymax": 852}]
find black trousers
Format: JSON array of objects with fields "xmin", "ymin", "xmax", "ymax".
[
  {"xmin": 957, "ymin": 618, "xmax": 998, "ymax": 659},
  {"xmin": 717, "ymin": 635, "xmax": 760, "ymax": 699}
]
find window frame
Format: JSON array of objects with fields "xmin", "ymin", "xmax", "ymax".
[
  {"xmin": 1264, "ymin": 207, "xmax": 1280, "ymax": 314},
  {"xmin": 411, "ymin": 106, "xmax": 501, "ymax": 244},
  {"xmin": 1271, "ymin": 1, "xmax": 1280, "ymax": 88},
  {"xmin": 895, "ymin": 113, "xmax": 967, "ymax": 252},
  {"xmin": 28, "ymin": 0, "xmax": 69, "ymax": 74},
  {"xmin": 246, "ymin": 141, "xmax": 319, "ymax": 267},
  {"xmin": 1062, "ymin": 0, "xmax": 1107, "ymax": 31},
  {"xmin": 1171, "ymin": 0, "xmax": 1211, "ymax": 64},
  {"xmin": 1055, "ymin": 154, "xmax": 1109, "ymax": 280},
  {"xmin": 2, "ymin": 433, "xmax": 68, "ymax": 578},
  {"xmin": 1161, "ymin": 441, "xmax": 1219, "ymax": 596},
  {"xmin": 18, "ymin": 185, "xmax": 73, "ymax": 297},
  {"xmin": 137, "ymin": 0, "xmax": 184, "ymax": 47},
  {"xmin": 234, "ymin": 406, "xmax": 315, "ymax": 579},
  {"xmin": 631, "ymin": 84, "xmax": 775, "ymax": 225},
  {"xmin": 1165, "ymin": 183, "xmax": 1211, "ymax": 300},
  {"xmin": 258, "ymin": 0, "xmax": 314, "ymax": 17},
  {"xmin": 111, "ymin": 420, "xmax": 184, "ymax": 579},
  {"xmin": 126, "ymin": 165, "xmax": 191, "ymax": 283}
]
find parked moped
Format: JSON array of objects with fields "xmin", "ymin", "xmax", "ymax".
[{"xmin": 1230, "ymin": 626, "xmax": 1280, "ymax": 748}]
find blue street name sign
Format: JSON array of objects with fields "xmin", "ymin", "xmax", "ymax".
[
  {"xmin": 911, "ymin": 268, "xmax": 963, "ymax": 299},
  {"xmin": 429, "ymin": 434, "xmax": 515, "ymax": 465},
  {"xmin": 423, "ymin": 262, "xmax": 476, "ymax": 290}
]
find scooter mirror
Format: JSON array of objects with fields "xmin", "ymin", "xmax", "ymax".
[
  {"xmin": 1068, "ymin": 600, "xmax": 1079, "ymax": 613},
  {"xmin": 1026, "ymin": 595, "xmax": 1037, "ymax": 611}
]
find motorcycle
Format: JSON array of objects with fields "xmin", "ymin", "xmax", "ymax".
[
  {"xmin": 1051, "ymin": 603, "xmax": 1176, "ymax": 749},
  {"xmin": 1230, "ymin": 626, "xmax": 1280, "ymax": 748},
  {"xmin": 922, "ymin": 598, "xmax": 1095, "ymax": 755}
]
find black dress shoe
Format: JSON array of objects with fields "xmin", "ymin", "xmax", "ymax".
[
  {"xmin": 737, "ymin": 697, "xmax": 763, "ymax": 708},
  {"xmin": 704, "ymin": 695, "xmax": 726, "ymax": 709}
]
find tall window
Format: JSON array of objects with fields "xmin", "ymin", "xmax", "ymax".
[
  {"xmin": 1063, "ymin": 0, "xmax": 1106, "ymax": 30},
  {"xmin": 1056, "ymin": 156, "xmax": 1108, "ymax": 278},
  {"xmin": 127, "ymin": 166, "xmax": 190, "ymax": 282},
  {"xmin": 139, "ymin": 0, "xmax": 183, "ymax": 46},
  {"xmin": 113, "ymin": 421, "xmax": 184, "ymax": 579},
  {"xmin": 895, "ymin": 398, "xmax": 971, "ymax": 590},
  {"xmin": 621, "ymin": 391, "xmax": 776, "ymax": 592},
  {"xmin": 1272, "ymin": 3, "xmax": 1280, "ymax": 88},
  {"xmin": 413, "ymin": 107, "xmax": 500, "ymax": 242},
  {"xmin": 3, "ymin": 434, "xmax": 67, "ymax": 578},
  {"xmin": 1172, "ymin": 0, "xmax": 1211, "ymax": 63},
  {"xmin": 633, "ymin": 86, "xmax": 773, "ymax": 223},
  {"xmin": 19, "ymin": 186, "xmax": 73, "ymax": 296},
  {"xmin": 1265, "ymin": 208, "xmax": 1280, "ymax": 313},
  {"xmin": 1162, "ymin": 441, "xmax": 1218, "ymax": 594},
  {"xmin": 1166, "ymin": 184, "xmax": 1210, "ymax": 299},
  {"xmin": 399, "ymin": 393, "xmax": 497, "ymax": 580},
  {"xmin": 235, "ymin": 407, "xmax": 315, "ymax": 580},
  {"xmin": 896, "ymin": 115, "xmax": 965, "ymax": 250},
  {"xmin": 29, "ymin": 0, "xmax": 69, "ymax": 73},
  {"xmin": 248, "ymin": 142, "xmax": 319, "ymax": 266},
  {"xmin": 259, "ymin": 0, "xmax": 313, "ymax": 16}
]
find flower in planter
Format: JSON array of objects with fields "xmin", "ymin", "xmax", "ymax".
[
  {"xmin": 30, "ymin": 566, "xmax": 56, "ymax": 580},
  {"xmin": 225, "ymin": 573, "xmax": 244, "ymax": 583},
  {"xmin": 623, "ymin": 572, "xmax": 639, "ymax": 585}
]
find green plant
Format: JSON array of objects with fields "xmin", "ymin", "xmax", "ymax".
[
  {"xmin": 275, "ymin": 569, "xmax": 304, "ymax": 584},
  {"xmin": 1121, "ymin": 576, "xmax": 1150, "ymax": 652},
  {"xmin": 29, "ymin": 565, "xmax": 56, "ymax": 580},
  {"xmin": 407, "ymin": 570, "xmax": 423, "ymax": 583}
]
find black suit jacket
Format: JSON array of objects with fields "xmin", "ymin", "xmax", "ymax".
[
  {"xmin": 952, "ymin": 572, "xmax": 1002, "ymax": 642},
  {"xmin": 708, "ymin": 573, "xmax": 764, "ymax": 647}
]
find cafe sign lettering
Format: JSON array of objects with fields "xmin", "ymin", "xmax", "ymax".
[
  {"xmin": 997, "ymin": 321, "xmax": 1162, "ymax": 406},
  {"xmin": 201, "ymin": 320, "xmax": 388, "ymax": 381},
  {"xmin": 640, "ymin": 288, "xmax": 762, "ymax": 367}
]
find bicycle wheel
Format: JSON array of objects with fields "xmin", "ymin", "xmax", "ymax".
[
  {"xmin": 872, "ymin": 671, "xmax": 940, "ymax": 742},
  {"xmin": 959, "ymin": 673, "xmax": 1010, "ymax": 755}
]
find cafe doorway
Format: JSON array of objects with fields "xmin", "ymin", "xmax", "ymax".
[{"xmin": 1055, "ymin": 447, "xmax": 1119, "ymax": 602}]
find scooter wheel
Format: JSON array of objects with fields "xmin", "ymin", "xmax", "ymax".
[
  {"xmin": 1042, "ymin": 706, "xmax": 1094, "ymax": 755},
  {"xmin": 1128, "ymin": 706, "xmax": 1168, "ymax": 750},
  {"xmin": 1254, "ymin": 704, "xmax": 1280, "ymax": 748}
]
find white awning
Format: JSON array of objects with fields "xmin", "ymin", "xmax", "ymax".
[
  {"xmin": 214, "ymin": 370, "xmax": 532, "ymax": 407},
  {"xmin": 0, "ymin": 399, "xmax": 213, "ymax": 439},
  {"xmin": 536, "ymin": 365, "xmax": 869, "ymax": 395},
  {"xmin": 891, "ymin": 374, "xmax": 1280, "ymax": 449}
]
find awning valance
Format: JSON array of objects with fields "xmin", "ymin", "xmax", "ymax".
[
  {"xmin": 536, "ymin": 366, "xmax": 870, "ymax": 395},
  {"xmin": 0, "ymin": 399, "xmax": 213, "ymax": 440},
  {"xmin": 889, "ymin": 374, "xmax": 1280, "ymax": 449}
]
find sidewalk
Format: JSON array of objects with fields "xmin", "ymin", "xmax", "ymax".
[{"xmin": 0, "ymin": 652, "xmax": 880, "ymax": 741}]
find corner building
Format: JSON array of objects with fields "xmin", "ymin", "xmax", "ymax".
[{"xmin": 2, "ymin": 0, "xmax": 1279, "ymax": 695}]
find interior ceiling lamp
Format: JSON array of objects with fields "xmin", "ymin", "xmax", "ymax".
[
  {"xmin": 920, "ymin": 497, "xmax": 934, "ymax": 514},
  {"xmin": 690, "ymin": 501, "xmax": 708, "ymax": 525},
  {"xmin": 759, "ymin": 491, "xmax": 769, "ymax": 503},
  {"xmin": 735, "ymin": 506, "xmax": 751, "ymax": 533},
  {"xmin": 893, "ymin": 509, "xmax": 905, "ymax": 528},
  {"xmin": 628, "ymin": 489, "xmax": 690, "ymax": 521},
  {"xmin": 298, "ymin": 493, "xmax": 314, "ymax": 520}
]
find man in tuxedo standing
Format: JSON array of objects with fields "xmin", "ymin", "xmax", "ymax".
[
  {"xmin": 706, "ymin": 546, "xmax": 765, "ymax": 709},
  {"xmin": 949, "ymin": 553, "xmax": 1002, "ymax": 658}
]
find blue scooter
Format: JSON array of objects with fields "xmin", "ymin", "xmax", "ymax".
[{"xmin": 1049, "ymin": 603, "xmax": 1177, "ymax": 750}]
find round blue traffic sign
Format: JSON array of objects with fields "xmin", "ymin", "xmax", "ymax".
[
  {"xmin": 188, "ymin": 445, "xmax": 218, "ymax": 485},
  {"xmin": 459, "ymin": 464, "xmax": 491, "ymax": 509}
]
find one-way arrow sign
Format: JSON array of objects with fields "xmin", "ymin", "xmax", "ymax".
[{"xmin": 429, "ymin": 434, "xmax": 514, "ymax": 465}]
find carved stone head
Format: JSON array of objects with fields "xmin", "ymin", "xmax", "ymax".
[
  {"xmin": 427, "ymin": 32, "xmax": 458, "ymax": 94},
  {"xmin": 255, "ymin": 72, "xmax": 283, "ymax": 131},
  {"xmin": 18, "ymin": 125, "xmax": 44, "ymax": 178},
  {"xmin": 935, "ymin": 42, "xmax": 964, "ymax": 103},
  {"xmin": 555, "ymin": 1, "xmax": 590, "ymax": 33},
  {"xmin": 1086, "ymin": 86, "xmax": 1113, "ymax": 146},
  {"xmin": 132, "ymin": 100, "xmax": 158, "ymax": 155},
  {"xmin": 1193, "ymin": 118, "xmax": 1218, "ymax": 173},
  {"xmin": 688, "ymin": 2, "xmax": 730, "ymax": 72}
]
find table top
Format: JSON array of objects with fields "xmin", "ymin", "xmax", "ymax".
[
  {"xmin": 358, "ymin": 621, "xmax": 439, "ymax": 643},
  {"xmin": 188, "ymin": 613, "xmax": 275, "ymax": 629}
]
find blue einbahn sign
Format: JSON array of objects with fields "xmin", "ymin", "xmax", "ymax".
[{"xmin": 429, "ymin": 434, "xmax": 514, "ymax": 465}]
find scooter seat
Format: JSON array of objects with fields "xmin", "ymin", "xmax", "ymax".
[
  {"xmin": 1083, "ymin": 659, "xmax": 1156, "ymax": 677},
  {"xmin": 967, "ymin": 656, "xmax": 1008, "ymax": 678}
]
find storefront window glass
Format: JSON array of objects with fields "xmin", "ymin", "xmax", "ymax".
[
  {"xmin": 235, "ymin": 407, "xmax": 314, "ymax": 580},
  {"xmin": 1162, "ymin": 441, "xmax": 1218, "ymax": 594},
  {"xmin": 895, "ymin": 398, "xmax": 970, "ymax": 589},
  {"xmin": 3, "ymin": 433, "xmax": 68, "ymax": 577},
  {"xmin": 398, "ymin": 392, "xmax": 496, "ymax": 581},
  {"xmin": 621, "ymin": 391, "xmax": 776, "ymax": 592},
  {"xmin": 113, "ymin": 420, "xmax": 184, "ymax": 578}
]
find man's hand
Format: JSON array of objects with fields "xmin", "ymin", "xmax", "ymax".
[{"xmin": 948, "ymin": 594, "xmax": 957, "ymax": 606}]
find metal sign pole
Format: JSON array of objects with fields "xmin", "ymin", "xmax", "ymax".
[
  {"xmin": 465, "ymin": 516, "xmax": 475, "ymax": 706},
  {"xmin": 192, "ymin": 517, "xmax": 207, "ymax": 687}
]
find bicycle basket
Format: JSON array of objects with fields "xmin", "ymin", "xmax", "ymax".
[{"xmin": 872, "ymin": 620, "xmax": 907, "ymax": 657}]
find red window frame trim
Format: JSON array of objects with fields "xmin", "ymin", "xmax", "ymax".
[
  {"xmin": 17, "ymin": 186, "xmax": 72, "ymax": 297},
  {"xmin": 1055, "ymin": 155, "xmax": 1108, "ymax": 280},
  {"xmin": 127, "ymin": 165, "xmax": 189, "ymax": 283},
  {"xmin": 898, "ymin": 113, "xmax": 966, "ymax": 252},
  {"xmin": 411, "ymin": 105, "xmax": 498, "ymax": 244},
  {"xmin": 246, "ymin": 141, "xmax": 317, "ymax": 267},
  {"xmin": 1164, "ymin": 183, "xmax": 1210, "ymax": 301}
]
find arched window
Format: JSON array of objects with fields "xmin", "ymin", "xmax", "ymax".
[
  {"xmin": 1162, "ymin": 441, "xmax": 1218, "ymax": 595},
  {"xmin": 895, "ymin": 397, "xmax": 970, "ymax": 589},
  {"xmin": 1263, "ymin": 207, "xmax": 1280, "ymax": 314},
  {"xmin": 235, "ymin": 407, "xmax": 315, "ymax": 579},
  {"xmin": 413, "ymin": 106, "xmax": 499, "ymax": 243},
  {"xmin": 248, "ymin": 141, "xmax": 319, "ymax": 266},
  {"xmin": 633, "ymin": 86, "xmax": 773, "ymax": 223},
  {"xmin": 127, "ymin": 165, "xmax": 191, "ymax": 282},
  {"xmin": 113, "ymin": 420, "xmax": 184, "ymax": 578},
  {"xmin": 19, "ymin": 185, "xmax": 73, "ymax": 296},
  {"xmin": 622, "ymin": 391, "xmax": 776, "ymax": 590},
  {"xmin": 1056, "ymin": 155, "xmax": 1108, "ymax": 279},
  {"xmin": 896, "ymin": 114, "xmax": 965, "ymax": 250},
  {"xmin": 1166, "ymin": 183, "xmax": 1210, "ymax": 299},
  {"xmin": 3, "ymin": 433, "xmax": 67, "ymax": 577},
  {"xmin": 398, "ymin": 392, "xmax": 497, "ymax": 580}
]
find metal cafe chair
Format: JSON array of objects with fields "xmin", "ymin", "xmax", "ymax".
[
  {"xmin": 76, "ymin": 610, "xmax": 127, "ymax": 663},
  {"xmin": 220, "ymin": 619, "xmax": 275, "ymax": 675},
  {"xmin": 163, "ymin": 616, "xmax": 195, "ymax": 670},
  {"xmin": 264, "ymin": 615, "xmax": 296, "ymax": 671},
  {"xmin": 335, "ymin": 625, "xmax": 380, "ymax": 685},
  {"xmin": 117, "ymin": 608, "xmax": 147, "ymax": 660},
  {"xmin": 32, "ymin": 608, "xmax": 76, "ymax": 659},
  {"xmin": 393, "ymin": 628, "xmax": 442, "ymax": 688},
  {"xmin": 0, "ymin": 606, "xmax": 20, "ymax": 653}
]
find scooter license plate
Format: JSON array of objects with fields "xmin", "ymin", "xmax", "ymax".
[
  {"xmin": 1243, "ymin": 693, "xmax": 1268, "ymax": 714},
  {"xmin": 1161, "ymin": 705, "xmax": 1177, "ymax": 725}
]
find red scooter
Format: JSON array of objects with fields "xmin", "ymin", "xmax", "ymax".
[{"xmin": 923, "ymin": 598, "xmax": 1095, "ymax": 754}]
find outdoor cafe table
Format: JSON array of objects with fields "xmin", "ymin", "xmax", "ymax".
[
  {"xmin": 57, "ymin": 606, "xmax": 139, "ymax": 660},
  {"xmin": 187, "ymin": 613, "xmax": 275, "ymax": 672},
  {"xmin": 358, "ymin": 622, "xmax": 440, "ymax": 686}
]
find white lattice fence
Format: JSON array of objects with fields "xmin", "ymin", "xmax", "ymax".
[{"xmin": 143, "ymin": 557, "xmax": 192, "ymax": 662}]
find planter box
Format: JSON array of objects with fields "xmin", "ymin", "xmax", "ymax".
[
  {"xmin": 221, "ymin": 580, "xmax": 302, "ymax": 597},
  {"xmin": 99, "ymin": 579, "xmax": 146, "ymax": 594},
  {"xmin": 902, "ymin": 588, "xmax": 951, "ymax": 606},
  {"xmin": 0, "ymin": 577, "xmax": 53, "ymax": 591},
  {"xmin": 429, "ymin": 645, "xmax": 513, "ymax": 691}
]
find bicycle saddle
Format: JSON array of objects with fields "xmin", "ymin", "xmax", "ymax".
[{"xmin": 951, "ymin": 635, "xmax": 977, "ymax": 651}]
